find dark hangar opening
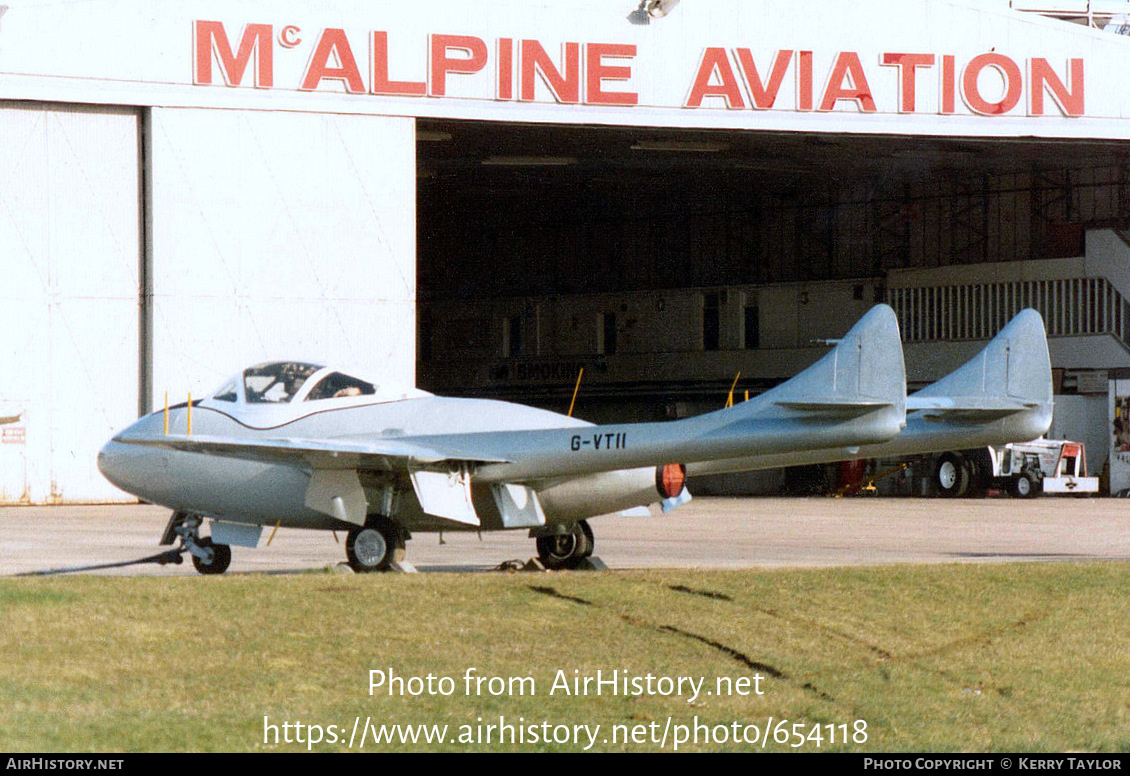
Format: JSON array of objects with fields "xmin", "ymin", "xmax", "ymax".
[{"xmin": 415, "ymin": 117, "xmax": 1130, "ymax": 418}]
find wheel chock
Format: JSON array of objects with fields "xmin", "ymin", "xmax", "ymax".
[{"xmin": 573, "ymin": 556, "xmax": 608, "ymax": 571}]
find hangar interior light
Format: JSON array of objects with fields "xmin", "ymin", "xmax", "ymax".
[
  {"xmin": 631, "ymin": 140, "xmax": 728, "ymax": 152},
  {"xmin": 481, "ymin": 156, "xmax": 578, "ymax": 166}
]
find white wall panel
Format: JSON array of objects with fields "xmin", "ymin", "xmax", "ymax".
[
  {"xmin": 149, "ymin": 108, "xmax": 415, "ymax": 403},
  {"xmin": 0, "ymin": 103, "xmax": 140, "ymax": 503}
]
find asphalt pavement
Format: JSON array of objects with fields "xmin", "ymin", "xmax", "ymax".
[{"xmin": 1, "ymin": 496, "xmax": 1127, "ymax": 576}]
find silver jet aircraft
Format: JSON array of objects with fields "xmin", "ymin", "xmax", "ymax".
[{"xmin": 97, "ymin": 304, "xmax": 1051, "ymax": 574}]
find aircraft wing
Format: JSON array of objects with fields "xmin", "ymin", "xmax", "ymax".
[
  {"xmin": 113, "ymin": 433, "xmax": 514, "ymax": 469},
  {"xmin": 112, "ymin": 432, "xmax": 518, "ymax": 527}
]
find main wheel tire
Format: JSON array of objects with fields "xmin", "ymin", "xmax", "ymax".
[
  {"xmin": 934, "ymin": 453, "xmax": 969, "ymax": 498},
  {"xmin": 578, "ymin": 520, "xmax": 595, "ymax": 559},
  {"xmin": 536, "ymin": 523, "xmax": 592, "ymax": 570},
  {"xmin": 1009, "ymin": 472, "xmax": 1042, "ymax": 499},
  {"xmin": 963, "ymin": 450, "xmax": 992, "ymax": 499},
  {"xmin": 346, "ymin": 518, "xmax": 406, "ymax": 573},
  {"xmin": 192, "ymin": 536, "xmax": 232, "ymax": 575}
]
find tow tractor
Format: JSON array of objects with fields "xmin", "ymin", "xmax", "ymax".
[{"xmin": 932, "ymin": 438, "xmax": 1098, "ymax": 498}]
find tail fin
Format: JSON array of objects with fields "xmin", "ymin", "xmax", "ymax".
[
  {"xmin": 762, "ymin": 304, "xmax": 907, "ymax": 421},
  {"xmin": 685, "ymin": 308, "xmax": 1051, "ymax": 476},
  {"xmin": 908, "ymin": 309, "xmax": 1052, "ymax": 415},
  {"xmin": 681, "ymin": 305, "xmax": 905, "ymax": 474},
  {"xmin": 688, "ymin": 304, "xmax": 906, "ymax": 448},
  {"xmin": 907, "ymin": 308, "xmax": 1052, "ymax": 441}
]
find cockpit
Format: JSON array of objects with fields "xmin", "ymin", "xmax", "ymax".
[
  {"xmin": 242, "ymin": 362, "xmax": 323, "ymax": 403},
  {"xmin": 207, "ymin": 361, "xmax": 426, "ymax": 407}
]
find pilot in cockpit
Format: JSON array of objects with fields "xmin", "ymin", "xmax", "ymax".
[{"xmin": 244, "ymin": 362, "xmax": 321, "ymax": 403}]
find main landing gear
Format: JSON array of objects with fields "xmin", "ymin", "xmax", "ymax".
[
  {"xmin": 533, "ymin": 520, "xmax": 595, "ymax": 570},
  {"xmin": 160, "ymin": 512, "xmax": 232, "ymax": 575},
  {"xmin": 158, "ymin": 512, "xmax": 598, "ymax": 574},
  {"xmin": 345, "ymin": 516, "xmax": 407, "ymax": 573},
  {"xmin": 934, "ymin": 452, "xmax": 970, "ymax": 498}
]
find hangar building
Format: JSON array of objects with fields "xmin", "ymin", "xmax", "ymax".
[{"xmin": 4, "ymin": 0, "xmax": 1130, "ymax": 503}]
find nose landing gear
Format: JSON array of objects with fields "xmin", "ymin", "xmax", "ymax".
[{"xmin": 160, "ymin": 512, "xmax": 233, "ymax": 575}]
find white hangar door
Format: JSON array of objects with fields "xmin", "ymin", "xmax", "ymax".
[
  {"xmin": 148, "ymin": 109, "xmax": 417, "ymax": 404},
  {"xmin": 0, "ymin": 103, "xmax": 141, "ymax": 504}
]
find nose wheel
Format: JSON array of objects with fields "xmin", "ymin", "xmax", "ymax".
[
  {"xmin": 160, "ymin": 512, "xmax": 233, "ymax": 575},
  {"xmin": 191, "ymin": 536, "xmax": 232, "ymax": 575}
]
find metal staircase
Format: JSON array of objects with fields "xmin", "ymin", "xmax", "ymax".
[{"xmin": 889, "ymin": 275, "xmax": 1130, "ymax": 356}]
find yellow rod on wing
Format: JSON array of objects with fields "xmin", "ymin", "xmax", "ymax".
[
  {"xmin": 567, "ymin": 367, "xmax": 584, "ymax": 418},
  {"xmin": 267, "ymin": 520, "xmax": 281, "ymax": 547},
  {"xmin": 725, "ymin": 372, "xmax": 741, "ymax": 408},
  {"xmin": 163, "ymin": 392, "xmax": 168, "ymax": 435},
  {"xmin": 187, "ymin": 392, "xmax": 192, "ymax": 437},
  {"xmin": 744, "ymin": 389, "xmax": 749, "ymax": 402}
]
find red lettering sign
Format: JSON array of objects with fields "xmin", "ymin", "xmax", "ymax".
[
  {"xmin": 586, "ymin": 43, "xmax": 637, "ymax": 105},
  {"xmin": 371, "ymin": 31, "xmax": 427, "ymax": 96},
  {"xmin": 1030, "ymin": 57, "xmax": 1084, "ymax": 116},
  {"xmin": 797, "ymin": 50, "xmax": 814, "ymax": 111},
  {"xmin": 941, "ymin": 54, "xmax": 956, "ymax": 114},
  {"xmin": 735, "ymin": 49, "xmax": 793, "ymax": 110},
  {"xmin": 685, "ymin": 48, "xmax": 745, "ymax": 108},
  {"xmin": 520, "ymin": 40, "xmax": 581, "ymax": 103},
  {"xmin": 193, "ymin": 21, "xmax": 273, "ymax": 88},
  {"xmin": 187, "ymin": 22, "xmax": 1086, "ymax": 119},
  {"xmin": 963, "ymin": 53, "xmax": 1023, "ymax": 115},
  {"xmin": 430, "ymin": 34, "xmax": 488, "ymax": 97},
  {"xmin": 881, "ymin": 53, "xmax": 935, "ymax": 113},
  {"xmin": 300, "ymin": 28, "xmax": 365, "ymax": 92},
  {"xmin": 819, "ymin": 52, "xmax": 876, "ymax": 112},
  {"xmin": 497, "ymin": 38, "xmax": 515, "ymax": 100}
]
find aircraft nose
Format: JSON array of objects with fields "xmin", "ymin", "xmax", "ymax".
[
  {"xmin": 97, "ymin": 429, "xmax": 163, "ymax": 498},
  {"xmin": 97, "ymin": 438, "xmax": 132, "ymax": 492},
  {"xmin": 98, "ymin": 412, "xmax": 167, "ymax": 496}
]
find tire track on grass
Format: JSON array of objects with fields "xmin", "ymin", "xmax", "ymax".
[
  {"xmin": 527, "ymin": 585, "xmax": 834, "ymax": 703},
  {"xmin": 661, "ymin": 580, "xmax": 1050, "ymax": 695}
]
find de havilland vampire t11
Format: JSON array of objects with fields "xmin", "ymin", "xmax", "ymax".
[{"xmin": 97, "ymin": 305, "xmax": 1052, "ymax": 574}]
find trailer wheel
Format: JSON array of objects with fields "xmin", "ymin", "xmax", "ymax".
[{"xmin": 934, "ymin": 453, "xmax": 969, "ymax": 498}]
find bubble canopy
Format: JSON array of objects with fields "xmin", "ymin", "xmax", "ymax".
[{"xmin": 208, "ymin": 362, "xmax": 427, "ymax": 406}]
